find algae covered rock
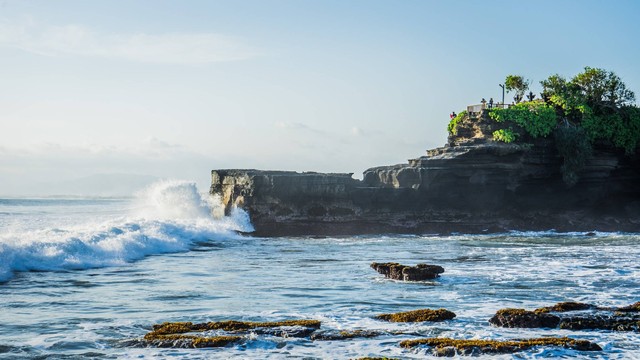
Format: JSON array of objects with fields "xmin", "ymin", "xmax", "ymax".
[
  {"xmin": 489, "ymin": 308, "xmax": 560, "ymax": 328},
  {"xmin": 143, "ymin": 333, "xmax": 242, "ymax": 348},
  {"xmin": 399, "ymin": 337, "xmax": 602, "ymax": 356},
  {"xmin": 370, "ymin": 262, "xmax": 444, "ymax": 281},
  {"xmin": 311, "ymin": 329, "xmax": 381, "ymax": 341},
  {"xmin": 534, "ymin": 301, "xmax": 593, "ymax": 313},
  {"xmin": 376, "ymin": 308, "xmax": 456, "ymax": 322},
  {"xmin": 491, "ymin": 302, "xmax": 640, "ymax": 331},
  {"xmin": 559, "ymin": 316, "xmax": 640, "ymax": 331},
  {"xmin": 144, "ymin": 319, "xmax": 321, "ymax": 348}
]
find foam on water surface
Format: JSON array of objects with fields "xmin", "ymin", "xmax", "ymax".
[
  {"xmin": 0, "ymin": 183, "xmax": 639, "ymax": 358},
  {"xmin": 0, "ymin": 180, "xmax": 252, "ymax": 282}
]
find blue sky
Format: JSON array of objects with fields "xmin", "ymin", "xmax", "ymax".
[{"xmin": 1, "ymin": 0, "xmax": 639, "ymax": 195}]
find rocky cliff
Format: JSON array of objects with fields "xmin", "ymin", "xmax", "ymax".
[{"xmin": 210, "ymin": 111, "xmax": 640, "ymax": 236}]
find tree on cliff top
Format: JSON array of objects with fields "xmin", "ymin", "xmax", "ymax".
[
  {"xmin": 488, "ymin": 67, "xmax": 639, "ymax": 186},
  {"xmin": 505, "ymin": 75, "xmax": 530, "ymax": 103}
]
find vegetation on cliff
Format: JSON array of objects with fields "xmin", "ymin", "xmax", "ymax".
[{"xmin": 448, "ymin": 67, "xmax": 639, "ymax": 185}]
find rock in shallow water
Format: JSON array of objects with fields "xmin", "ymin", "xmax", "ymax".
[
  {"xmin": 370, "ymin": 262, "xmax": 444, "ymax": 281},
  {"xmin": 490, "ymin": 302, "xmax": 640, "ymax": 331},
  {"xmin": 399, "ymin": 337, "xmax": 602, "ymax": 356},
  {"xmin": 375, "ymin": 308, "xmax": 456, "ymax": 322},
  {"xmin": 143, "ymin": 319, "xmax": 321, "ymax": 348}
]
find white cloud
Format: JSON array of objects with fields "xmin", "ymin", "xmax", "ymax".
[{"xmin": 0, "ymin": 18, "xmax": 258, "ymax": 64}]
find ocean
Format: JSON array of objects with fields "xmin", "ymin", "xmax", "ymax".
[{"xmin": 0, "ymin": 180, "xmax": 638, "ymax": 359}]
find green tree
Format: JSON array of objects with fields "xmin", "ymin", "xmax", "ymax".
[
  {"xmin": 505, "ymin": 75, "xmax": 530, "ymax": 103},
  {"xmin": 570, "ymin": 67, "xmax": 635, "ymax": 111}
]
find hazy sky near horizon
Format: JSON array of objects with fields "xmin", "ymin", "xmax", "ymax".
[{"xmin": 1, "ymin": 0, "xmax": 639, "ymax": 195}]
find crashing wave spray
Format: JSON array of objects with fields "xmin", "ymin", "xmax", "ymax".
[{"xmin": 0, "ymin": 180, "xmax": 254, "ymax": 282}]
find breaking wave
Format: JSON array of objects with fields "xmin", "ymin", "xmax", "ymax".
[{"xmin": 0, "ymin": 180, "xmax": 253, "ymax": 282}]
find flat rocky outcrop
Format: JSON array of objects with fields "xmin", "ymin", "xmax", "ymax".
[
  {"xmin": 210, "ymin": 112, "xmax": 640, "ymax": 236},
  {"xmin": 375, "ymin": 308, "xmax": 456, "ymax": 322}
]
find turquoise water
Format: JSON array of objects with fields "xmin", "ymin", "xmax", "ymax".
[{"xmin": 0, "ymin": 181, "xmax": 639, "ymax": 359}]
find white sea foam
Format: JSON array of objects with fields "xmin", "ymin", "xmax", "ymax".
[{"xmin": 0, "ymin": 180, "xmax": 253, "ymax": 282}]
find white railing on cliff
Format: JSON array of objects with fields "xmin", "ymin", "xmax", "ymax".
[{"xmin": 467, "ymin": 103, "xmax": 511, "ymax": 116}]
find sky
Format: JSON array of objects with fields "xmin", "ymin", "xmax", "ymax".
[{"xmin": 1, "ymin": 0, "xmax": 639, "ymax": 196}]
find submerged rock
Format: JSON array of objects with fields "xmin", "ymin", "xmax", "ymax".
[
  {"xmin": 310, "ymin": 329, "xmax": 381, "ymax": 341},
  {"xmin": 399, "ymin": 337, "xmax": 602, "ymax": 356},
  {"xmin": 151, "ymin": 319, "xmax": 321, "ymax": 334},
  {"xmin": 143, "ymin": 334, "xmax": 242, "ymax": 348},
  {"xmin": 376, "ymin": 308, "xmax": 456, "ymax": 322},
  {"xmin": 370, "ymin": 262, "xmax": 444, "ymax": 281}
]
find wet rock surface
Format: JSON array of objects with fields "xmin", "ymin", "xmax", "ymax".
[
  {"xmin": 490, "ymin": 302, "xmax": 640, "ymax": 331},
  {"xmin": 370, "ymin": 262, "xmax": 444, "ymax": 281},
  {"xmin": 399, "ymin": 337, "xmax": 602, "ymax": 356},
  {"xmin": 489, "ymin": 308, "xmax": 561, "ymax": 328},
  {"xmin": 375, "ymin": 308, "xmax": 456, "ymax": 323},
  {"xmin": 310, "ymin": 329, "xmax": 382, "ymax": 341},
  {"xmin": 142, "ymin": 319, "xmax": 321, "ymax": 348}
]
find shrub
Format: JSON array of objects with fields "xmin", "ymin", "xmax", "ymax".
[
  {"xmin": 488, "ymin": 101, "xmax": 557, "ymax": 138},
  {"xmin": 447, "ymin": 110, "xmax": 467, "ymax": 135},
  {"xmin": 492, "ymin": 129, "xmax": 518, "ymax": 143}
]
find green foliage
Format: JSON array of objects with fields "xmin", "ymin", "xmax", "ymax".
[
  {"xmin": 447, "ymin": 110, "xmax": 467, "ymax": 135},
  {"xmin": 582, "ymin": 105, "xmax": 640, "ymax": 154},
  {"xmin": 492, "ymin": 129, "xmax": 517, "ymax": 143},
  {"xmin": 505, "ymin": 75, "xmax": 530, "ymax": 103},
  {"xmin": 571, "ymin": 67, "xmax": 635, "ymax": 110},
  {"xmin": 488, "ymin": 101, "xmax": 557, "ymax": 138},
  {"xmin": 555, "ymin": 124, "xmax": 592, "ymax": 187}
]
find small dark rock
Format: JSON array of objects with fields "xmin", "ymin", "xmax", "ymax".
[{"xmin": 370, "ymin": 262, "xmax": 444, "ymax": 281}]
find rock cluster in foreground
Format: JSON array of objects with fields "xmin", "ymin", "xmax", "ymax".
[{"xmin": 489, "ymin": 301, "xmax": 640, "ymax": 331}]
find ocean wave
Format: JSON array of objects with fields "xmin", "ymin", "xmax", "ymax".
[{"xmin": 0, "ymin": 180, "xmax": 253, "ymax": 282}]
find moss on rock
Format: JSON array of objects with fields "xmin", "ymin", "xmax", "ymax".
[
  {"xmin": 143, "ymin": 333, "xmax": 242, "ymax": 348},
  {"xmin": 534, "ymin": 301, "xmax": 593, "ymax": 313},
  {"xmin": 489, "ymin": 308, "xmax": 561, "ymax": 328},
  {"xmin": 311, "ymin": 329, "xmax": 381, "ymax": 341},
  {"xmin": 375, "ymin": 308, "xmax": 456, "ymax": 322},
  {"xmin": 400, "ymin": 337, "xmax": 602, "ymax": 355},
  {"xmin": 144, "ymin": 319, "xmax": 321, "ymax": 348},
  {"xmin": 151, "ymin": 319, "xmax": 321, "ymax": 335}
]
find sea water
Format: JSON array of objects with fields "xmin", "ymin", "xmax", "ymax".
[{"xmin": 0, "ymin": 180, "xmax": 638, "ymax": 359}]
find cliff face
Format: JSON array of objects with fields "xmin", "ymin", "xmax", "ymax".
[{"xmin": 211, "ymin": 112, "xmax": 640, "ymax": 236}]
